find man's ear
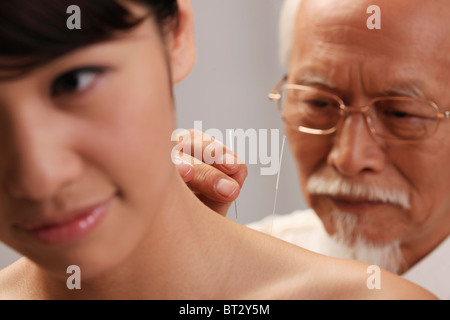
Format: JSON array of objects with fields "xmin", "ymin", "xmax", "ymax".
[{"xmin": 167, "ymin": 0, "xmax": 196, "ymax": 84}]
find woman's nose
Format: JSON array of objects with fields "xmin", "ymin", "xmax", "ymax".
[{"xmin": 5, "ymin": 108, "xmax": 83, "ymax": 201}]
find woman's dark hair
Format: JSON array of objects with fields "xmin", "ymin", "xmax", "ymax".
[{"xmin": 0, "ymin": 0, "xmax": 179, "ymax": 78}]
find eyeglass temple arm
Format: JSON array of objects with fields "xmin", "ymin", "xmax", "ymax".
[{"xmin": 268, "ymin": 75, "xmax": 288, "ymax": 101}]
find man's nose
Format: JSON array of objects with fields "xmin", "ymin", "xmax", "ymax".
[
  {"xmin": 327, "ymin": 112, "xmax": 386, "ymax": 177},
  {"xmin": 6, "ymin": 110, "xmax": 83, "ymax": 200}
]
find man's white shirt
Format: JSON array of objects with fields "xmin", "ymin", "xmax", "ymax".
[{"xmin": 248, "ymin": 209, "xmax": 449, "ymax": 300}]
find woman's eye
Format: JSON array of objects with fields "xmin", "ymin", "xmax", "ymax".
[{"xmin": 51, "ymin": 67, "xmax": 105, "ymax": 97}]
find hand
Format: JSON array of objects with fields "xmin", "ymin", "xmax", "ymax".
[{"xmin": 173, "ymin": 129, "xmax": 248, "ymax": 217}]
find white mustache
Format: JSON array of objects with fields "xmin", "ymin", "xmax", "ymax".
[{"xmin": 306, "ymin": 175, "xmax": 411, "ymax": 210}]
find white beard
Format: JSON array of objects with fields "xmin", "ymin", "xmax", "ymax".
[{"xmin": 325, "ymin": 210, "xmax": 406, "ymax": 274}]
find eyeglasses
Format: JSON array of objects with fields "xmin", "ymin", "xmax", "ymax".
[{"xmin": 269, "ymin": 76, "xmax": 450, "ymax": 143}]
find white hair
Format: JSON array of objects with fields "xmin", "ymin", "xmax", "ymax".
[
  {"xmin": 328, "ymin": 210, "xmax": 406, "ymax": 274},
  {"xmin": 306, "ymin": 174, "xmax": 411, "ymax": 210},
  {"xmin": 305, "ymin": 173, "xmax": 410, "ymax": 273},
  {"xmin": 279, "ymin": 0, "xmax": 302, "ymax": 69}
]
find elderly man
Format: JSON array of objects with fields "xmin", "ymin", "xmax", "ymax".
[{"xmin": 176, "ymin": 0, "xmax": 450, "ymax": 299}]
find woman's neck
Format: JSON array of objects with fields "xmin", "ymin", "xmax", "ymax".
[{"xmin": 29, "ymin": 169, "xmax": 241, "ymax": 299}]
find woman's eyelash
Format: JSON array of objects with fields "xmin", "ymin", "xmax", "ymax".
[{"xmin": 51, "ymin": 67, "xmax": 107, "ymax": 97}]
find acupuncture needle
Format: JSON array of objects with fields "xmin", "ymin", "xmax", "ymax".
[
  {"xmin": 228, "ymin": 130, "xmax": 238, "ymax": 220},
  {"xmin": 270, "ymin": 135, "xmax": 287, "ymax": 235}
]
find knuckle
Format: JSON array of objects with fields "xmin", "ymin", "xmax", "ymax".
[{"xmin": 195, "ymin": 164, "xmax": 222, "ymax": 185}]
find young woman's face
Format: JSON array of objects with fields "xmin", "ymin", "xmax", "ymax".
[{"xmin": 0, "ymin": 9, "xmax": 183, "ymax": 279}]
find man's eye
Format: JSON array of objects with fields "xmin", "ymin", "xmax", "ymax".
[
  {"xmin": 302, "ymin": 99, "xmax": 337, "ymax": 109},
  {"xmin": 51, "ymin": 67, "xmax": 105, "ymax": 97},
  {"xmin": 387, "ymin": 110, "xmax": 410, "ymax": 118},
  {"xmin": 309, "ymin": 100, "xmax": 330, "ymax": 108}
]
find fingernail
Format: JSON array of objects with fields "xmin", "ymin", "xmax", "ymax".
[
  {"xmin": 173, "ymin": 156, "xmax": 193, "ymax": 177},
  {"xmin": 178, "ymin": 163, "xmax": 193, "ymax": 178},
  {"xmin": 215, "ymin": 179, "xmax": 239, "ymax": 198}
]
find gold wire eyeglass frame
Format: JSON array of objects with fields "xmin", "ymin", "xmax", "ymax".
[{"xmin": 268, "ymin": 76, "xmax": 450, "ymax": 144}]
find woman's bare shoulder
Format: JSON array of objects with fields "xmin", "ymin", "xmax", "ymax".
[
  {"xmin": 299, "ymin": 256, "xmax": 438, "ymax": 300},
  {"xmin": 0, "ymin": 258, "xmax": 36, "ymax": 300},
  {"xmin": 233, "ymin": 225, "xmax": 328, "ymax": 299},
  {"xmin": 237, "ymin": 226, "xmax": 437, "ymax": 300}
]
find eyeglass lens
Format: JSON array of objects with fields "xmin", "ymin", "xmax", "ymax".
[{"xmin": 280, "ymin": 88, "xmax": 439, "ymax": 141}]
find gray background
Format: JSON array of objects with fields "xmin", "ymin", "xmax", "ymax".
[{"xmin": 0, "ymin": 0, "xmax": 307, "ymax": 269}]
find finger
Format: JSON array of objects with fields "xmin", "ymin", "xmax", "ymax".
[
  {"xmin": 229, "ymin": 162, "xmax": 248, "ymax": 189},
  {"xmin": 175, "ymin": 154, "xmax": 247, "ymax": 204},
  {"xmin": 195, "ymin": 194, "xmax": 233, "ymax": 217},
  {"xmin": 173, "ymin": 154, "xmax": 195, "ymax": 182},
  {"xmin": 186, "ymin": 161, "xmax": 241, "ymax": 202},
  {"xmin": 175, "ymin": 129, "xmax": 243, "ymax": 175}
]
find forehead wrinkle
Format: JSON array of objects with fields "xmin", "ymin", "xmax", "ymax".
[
  {"xmin": 359, "ymin": 61, "xmax": 432, "ymax": 100},
  {"xmin": 290, "ymin": 64, "xmax": 430, "ymax": 103},
  {"xmin": 315, "ymin": 25, "xmax": 401, "ymax": 57}
]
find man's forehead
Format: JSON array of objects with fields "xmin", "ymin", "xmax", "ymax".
[
  {"xmin": 290, "ymin": 67, "xmax": 427, "ymax": 99},
  {"xmin": 289, "ymin": 0, "xmax": 450, "ymax": 100},
  {"xmin": 296, "ymin": 0, "xmax": 450, "ymax": 55}
]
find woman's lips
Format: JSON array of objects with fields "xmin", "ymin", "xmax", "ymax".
[{"xmin": 21, "ymin": 197, "xmax": 115, "ymax": 245}]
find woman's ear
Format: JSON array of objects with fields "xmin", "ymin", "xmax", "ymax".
[{"xmin": 167, "ymin": 0, "xmax": 196, "ymax": 84}]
